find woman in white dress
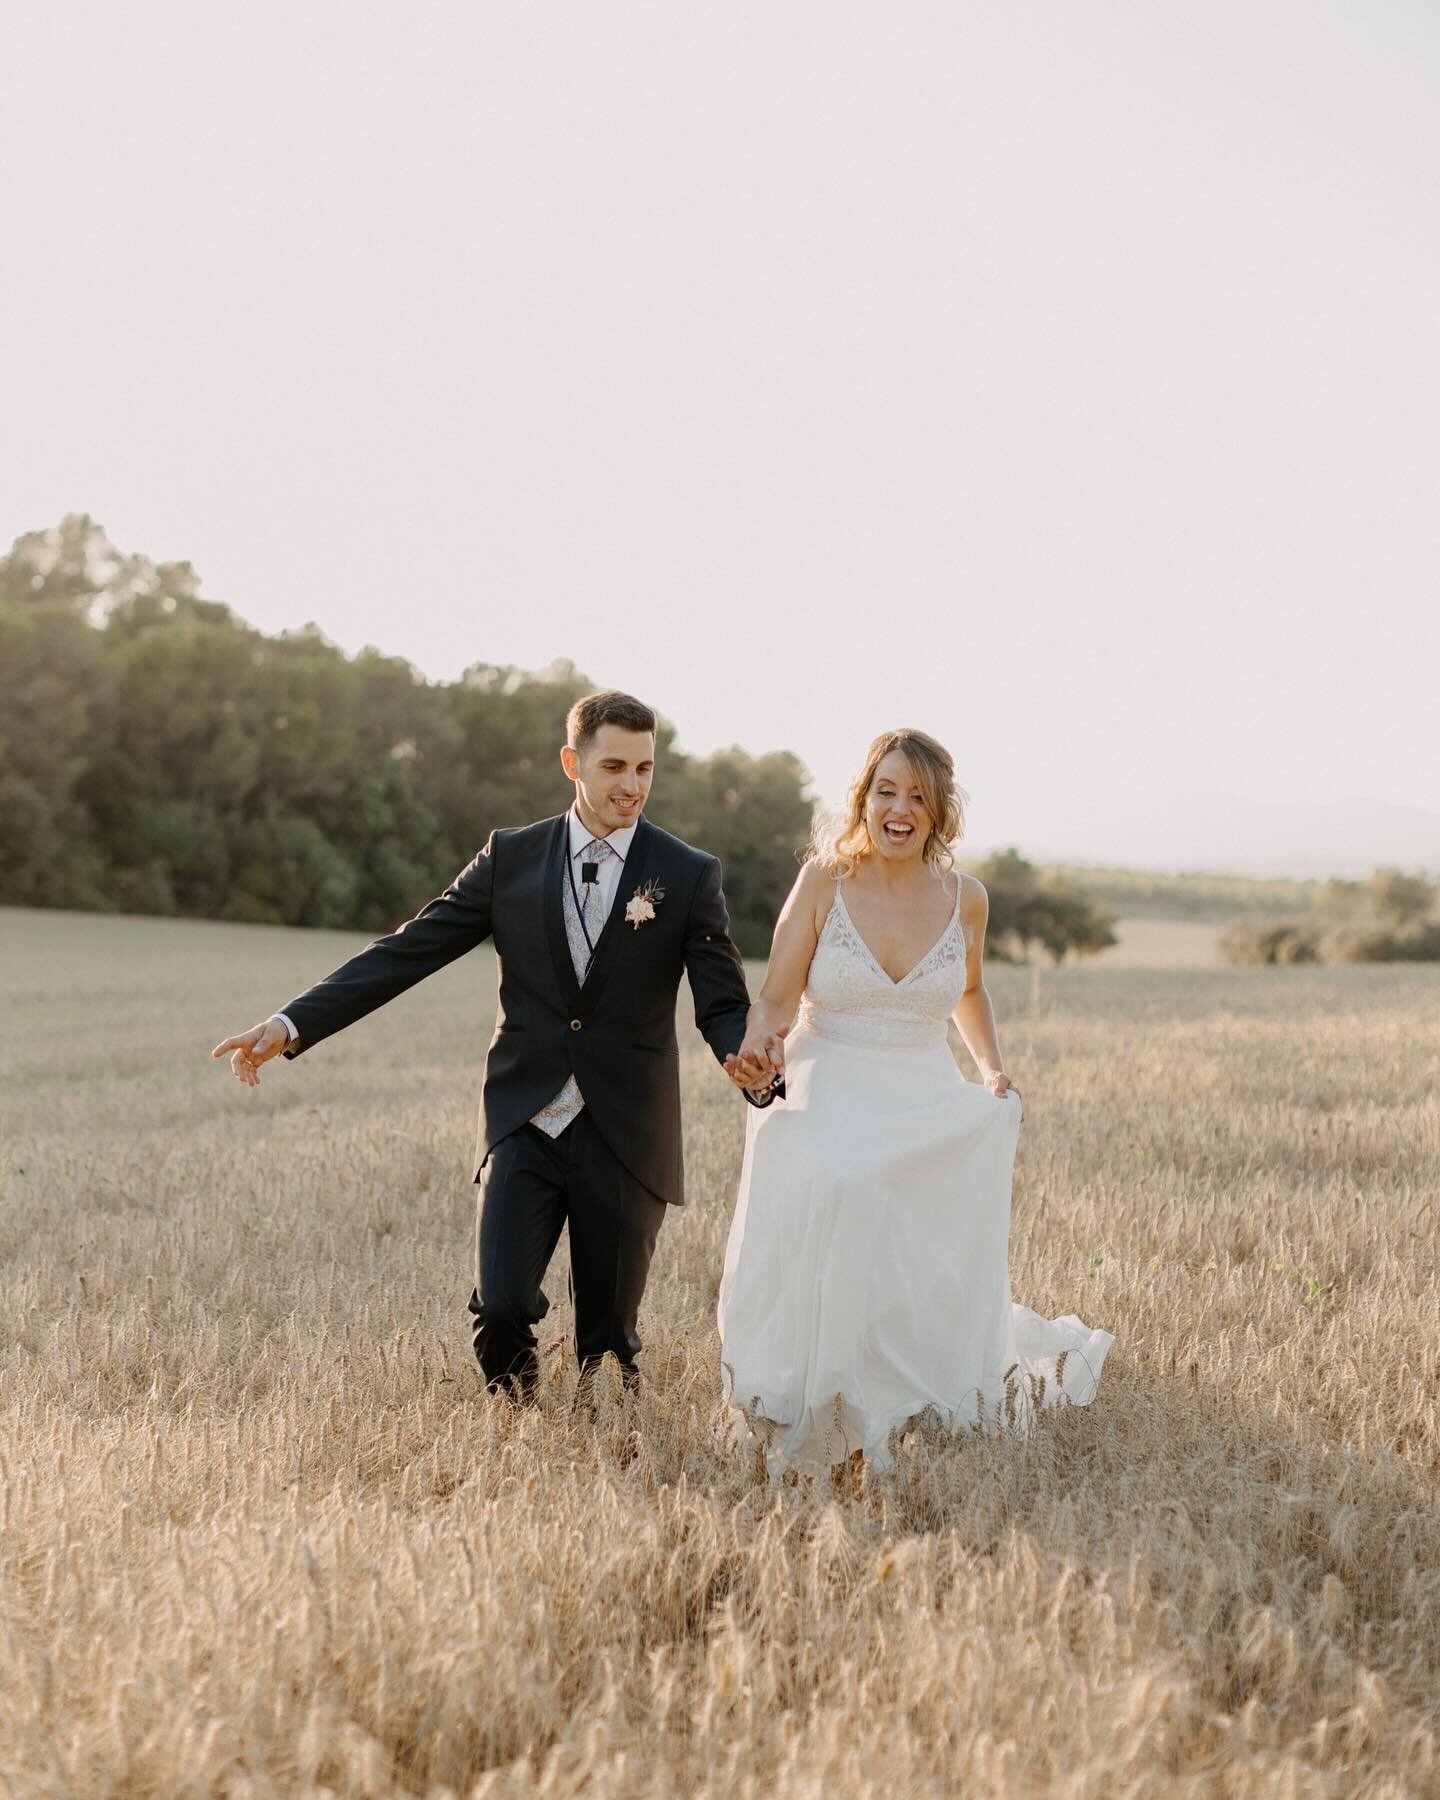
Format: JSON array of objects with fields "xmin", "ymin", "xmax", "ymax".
[{"xmin": 717, "ymin": 728, "xmax": 1113, "ymax": 1482}]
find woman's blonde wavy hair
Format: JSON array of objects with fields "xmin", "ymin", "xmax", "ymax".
[{"xmin": 809, "ymin": 728, "xmax": 969, "ymax": 878}]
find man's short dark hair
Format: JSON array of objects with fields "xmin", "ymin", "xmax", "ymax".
[{"xmin": 566, "ymin": 690, "xmax": 657, "ymax": 755}]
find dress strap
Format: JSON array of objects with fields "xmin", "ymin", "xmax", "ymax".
[
  {"xmin": 948, "ymin": 869, "xmax": 967, "ymax": 953},
  {"xmin": 817, "ymin": 874, "xmax": 842, "ymax": 940}
]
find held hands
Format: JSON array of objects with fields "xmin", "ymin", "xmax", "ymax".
[
  {"xmin": 724, "ymin": 1024, "xmax": 788, "ymax": 1093},
  {"xmin": 211, "ymin": 1016, "xmax": 290, "ymax": 1087}
]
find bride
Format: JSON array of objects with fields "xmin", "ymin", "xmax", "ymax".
[{"xmin": 717, "ymin": 728, "xmax": 1114, "ymax": 1482}]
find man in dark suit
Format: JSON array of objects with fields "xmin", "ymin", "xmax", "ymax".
[{"xmin": 211, "ymin": 690, "xmax": 780, "ymax": 1401}]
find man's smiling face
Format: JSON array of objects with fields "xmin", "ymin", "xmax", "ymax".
[{"xmin": 561, "ymin": 723, "xmax": 656, "ymax": 835}]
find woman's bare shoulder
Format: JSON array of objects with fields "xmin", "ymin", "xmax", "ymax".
[
  {"xmin": 793, "ymin": 857, "xmax": 838, "ymax": 928},
  {"xmin": 957, "ymin": 869, "xmax": 989, "ymax": 919}
]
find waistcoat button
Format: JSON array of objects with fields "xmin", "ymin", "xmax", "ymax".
[{"xmin": 570, "ymin": 1018, "xmax": 582, "ymax": 1031}]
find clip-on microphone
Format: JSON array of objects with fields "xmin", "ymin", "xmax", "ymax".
[{"xmin": 581, "ymin": 862, "xmax": 599, "ymax": 887}]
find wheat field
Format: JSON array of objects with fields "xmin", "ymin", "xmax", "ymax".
[{"xmin": 1, "ymin": 906, "xmax": 1437, "ymax": 1797}]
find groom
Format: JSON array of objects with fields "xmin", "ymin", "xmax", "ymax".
[{"xmin": 212, "ymin": 690, "xmax": 779, "ymax": 1401}]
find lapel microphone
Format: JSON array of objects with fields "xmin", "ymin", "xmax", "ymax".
[{"xmin": 581, "ymin": 863, "xmax": 599, "ymax": 886}]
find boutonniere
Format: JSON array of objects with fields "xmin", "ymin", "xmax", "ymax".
[{"xmin": 625, "ymin": 877, "xmax": 666, "ymax": 929}]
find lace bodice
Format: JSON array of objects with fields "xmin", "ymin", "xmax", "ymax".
[{"xmin": 797, "ymin": 876, "xmax": 969, "ymax": 1048}]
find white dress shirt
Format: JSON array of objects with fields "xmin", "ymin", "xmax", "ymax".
[
  {"xmin": 274, "ymin": 806, "xmax": 637, "ymax": 1049},
  {"xmin": 564, "ymin": 803, "xmax": 637, "ymax": 933}
]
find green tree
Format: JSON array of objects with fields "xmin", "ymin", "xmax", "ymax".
[
  {"xmin": 1365, "ymin": 868, "xmax": 1435, "ymax": 927},
  {"xmin": 0, "ymin": 549, "xmax": 114, "ymax": 907},
  {"xmin": 656, "ymin": 747, "xmax": 814, "ymax": 956},
  {"xmin": 0, "ymin": 517, "xmax": 818, "ymax": 948},
  {"xmin": 969, "ymin": 848, "xmax": 1118, "ymax": 964}
]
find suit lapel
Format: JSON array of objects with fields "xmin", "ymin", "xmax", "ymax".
[
  {"xmin": 542, "ymin": 813, "xmax": 582, "ymax": 1010},
  {"xmin": 578, "ymin": 815, "xmax": 655, "ymax": 1013}
]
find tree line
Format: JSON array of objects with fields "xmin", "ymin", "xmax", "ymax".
[
  {"xmin": 0, "ymin": 515, "xmax": 1115, "ymax": 962},
  {"xmin": 1219, "ymin": 869, "xmax": 1440, "ymax": 965}
]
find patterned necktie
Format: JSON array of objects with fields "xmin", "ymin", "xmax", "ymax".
[
  {"xmin": 569, "ymin": 837, "xmax": 615, "ymax": 978},
  {"xmin": 531, "ymin": 833, "xmax": 618, "ymax": 1137}
]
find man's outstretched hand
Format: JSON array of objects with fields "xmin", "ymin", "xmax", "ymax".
[{"xmin": 211, "ymin": 1016, "xmax": 290, "ymax": 1087}]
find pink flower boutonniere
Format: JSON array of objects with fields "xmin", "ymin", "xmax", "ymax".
[{"xmin": 625, "ymin": 877, "xmax": 666, "ymax": 929}]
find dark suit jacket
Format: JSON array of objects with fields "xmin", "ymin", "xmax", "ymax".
[{"xmin": 278, "ymin": 812, "xmax": 761, "ymax": 1206}]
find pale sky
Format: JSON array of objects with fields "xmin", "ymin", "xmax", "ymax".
[{"xmin": 4, "ymin": 3, "xmax": 1437, "ymax": 865}]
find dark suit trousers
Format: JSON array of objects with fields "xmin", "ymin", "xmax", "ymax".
[{"xmin": 465, "ymin": 1110, "xmax": 668, "ymax": 1397}]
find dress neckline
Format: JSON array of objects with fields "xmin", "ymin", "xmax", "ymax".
[{"xmin": 833, "ymin": 873, "xmax": 963, "ymax": 988}]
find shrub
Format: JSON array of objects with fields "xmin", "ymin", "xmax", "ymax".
[
  {"xmin": 1219, "ymin": 920, "xmax": 1324, "ymax": 966},
  {"xmin": 1221, "ymin": 878, "xmax": 1440, "ymax": 966}
]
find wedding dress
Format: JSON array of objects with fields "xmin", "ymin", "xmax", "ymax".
[{"xmin": 717, "ymin": 874, "xmax": 1114, "ymax": 1477}]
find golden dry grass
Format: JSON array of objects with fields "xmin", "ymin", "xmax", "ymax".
[{"xmin": 2, "ymin": 906, "xmax": 1438, "ymax": 1797}]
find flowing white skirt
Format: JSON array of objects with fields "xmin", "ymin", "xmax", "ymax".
[{"xmin": 717, "ymin": 1020, "xmax": 1114, "ymax": 1476}]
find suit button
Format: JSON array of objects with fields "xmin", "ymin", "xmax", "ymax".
[{"xmin": 570, "ymin": 1018, "xmax": 582, "ymax": 1031}]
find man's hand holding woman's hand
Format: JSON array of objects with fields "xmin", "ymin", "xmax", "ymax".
[
  {"xmin": 724, "ymin": 1021, "xmax": 788, "ymax": 1093},
  {"xmin": 211, "ymin": 1016, "xmax": 290, "ymax": 1087}
]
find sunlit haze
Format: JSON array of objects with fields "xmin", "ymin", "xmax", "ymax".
[{"xmin": 5, "ymin": 3, "xmax": 1437, "ymax": 870}]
